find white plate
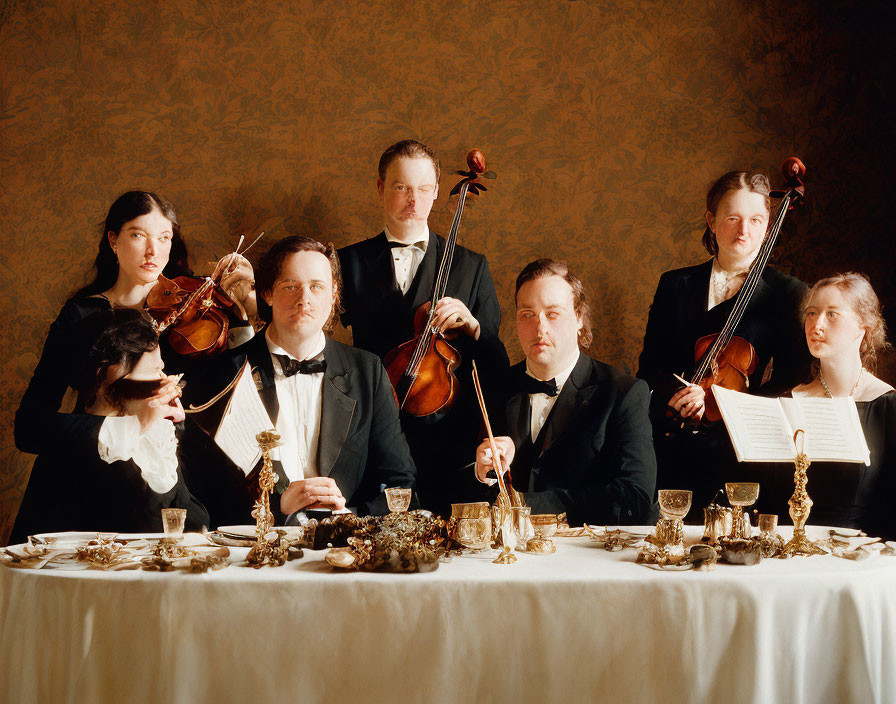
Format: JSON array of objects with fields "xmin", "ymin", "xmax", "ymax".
[
  {"xmin": 216, "ymin": 525, "xmax": 258, "ymax": 539},
  {"xmin": 30, "ymin": 532, "xmax": 117, "ymax": 546},
  {"xmin": 115, "ymin": 533, "xmax": 168, "ymax": 541}
]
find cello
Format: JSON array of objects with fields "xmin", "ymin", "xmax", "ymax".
[
  {"xmin": 681, "ymin": 157, "xmax": 806, "ymax": 422},
  {"xmin": 383, "ymin": 149, "xmax": 491, "ymax": 417}
]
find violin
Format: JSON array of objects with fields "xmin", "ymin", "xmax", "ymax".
[
  {"xmin": 683, "ymin": 157, "xmax": 806, "ymax": 422},
  {"xmin": 383, "ymin": 149, "xmax": 491, "ymax": 417},
  {"xmin": 147, "ymin": 232, "xmax": 264, "ymax": 359}
]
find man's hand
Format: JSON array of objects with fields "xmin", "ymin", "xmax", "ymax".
[
  {"xmin": 430, "ymin": 297, "xmax": 481, "ymax": 340},
  {"xmin": 669, "ymin": 384, "xmax": 706, "ymax": 420},
  {"xmin": 280, "ymin": 477, "xmax": 347, "ymax": 515},
  {"xmin": 474, "ymin": 436, "xmax": 516, "ymax": 484}
]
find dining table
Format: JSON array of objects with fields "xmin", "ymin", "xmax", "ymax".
[{"xmin": 1, "ymin": 524, "xmax": 894, "ymax": 704}]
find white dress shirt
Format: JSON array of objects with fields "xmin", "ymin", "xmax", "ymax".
[
  {"xmin": 266, "ymin": 330, "xmax": 326, "ymax": 483},
  {"xmin": 385, "ymin": 225, "xmax": 428, "ymax": 294},
  {"xmin": 97, "ymin": 415, "xmax": 179, "ymax": 494},
  {"xmin": 526, "ymin": 353, "xmax": 580, "ymax": 439},
  {"xmin": 707, "ymin": 256, "xmax": 755, "ymax": 310}
]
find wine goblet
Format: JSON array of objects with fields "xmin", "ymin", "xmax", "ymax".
[
  {"xmin": 656, "ymin": 489, "xmax": 692, "ymax": 549},
  {"xmin": 725, "ymin": 483, "xmax": 759, "ymax": 539}
]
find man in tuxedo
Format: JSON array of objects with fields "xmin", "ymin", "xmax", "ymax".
[
  {"xmin": 474, "ymin": 259, "xmax": 656, "ymax": 526},
  {"xmin": 181, "ymin": 236, "xmax": 416, "ymax": 527},
  {"xmin": 338, "ymin": 139, "xmax": 508, "ymax": 516}
]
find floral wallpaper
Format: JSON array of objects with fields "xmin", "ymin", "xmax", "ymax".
[{"xmin": 1, "ymin": 0, "xmax": 893, "ymax": 542}]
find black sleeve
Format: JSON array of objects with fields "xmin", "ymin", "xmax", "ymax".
[
  {"xmin": 355, "ymin": 360, "xmax": 418, "ymax": 516},
  {"xmin": 758, "ymin": 277, "xmax": 812, "ymax": 396},
  {"xmin": 524, "ymin": 379, "xmax": 658, "ymax": 525},
  {"xmin": 636, "ymin": 272, "xmax": 680, "ymax": 416},
  {"xmin": 14, "ymin": 302, "xmax": 106, "ymax": 456}
]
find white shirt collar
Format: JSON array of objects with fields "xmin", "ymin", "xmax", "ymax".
[
  {"xmin": 384, "ymin": 225, "xmax": 429, "ymax": 251},
  {"xmin": 265, "ymin": 328, "xmax": 326, "ymax": 363},
  {"xmin": 525, "ymin": 351, "xmax": 580, "ymax": 394}
]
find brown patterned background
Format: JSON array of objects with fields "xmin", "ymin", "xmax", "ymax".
[{"xmin": 1, "ymin": 1, "xmax": 893, "ymax": 543}]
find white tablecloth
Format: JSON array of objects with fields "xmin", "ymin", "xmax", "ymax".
[{"xmin": 2, "ymin": 526, "xmax": 894, "ymax": 704}]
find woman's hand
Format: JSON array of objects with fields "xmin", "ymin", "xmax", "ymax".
[
  {"xmin": 216, "ymin": 253, "xmax": 257, "ymax": 322},
  {"xmin": 474, "ymin": 436, "xmax": 515, "ymax": 484},
  {"xmin": 669, "ymin": 384, "xmax": 706, "ymax": 420},
  {"xmin": 127, "ymin": 375, "xmax": 185, "ymax": 433}
]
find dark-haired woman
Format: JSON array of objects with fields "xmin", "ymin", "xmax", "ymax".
[
  {"xmin": 14, "ymin": 190, "xmax": 254, "ymax": 461},
  {"xmin": 637, "ymin": 171, "xmax": 812, "ymax": 514},
  {"xmin": 10, "ymin": 309, "xmax": 208, "ymax": 543}
]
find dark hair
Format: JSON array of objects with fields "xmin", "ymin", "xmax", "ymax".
[
  {"xmin": 702, "ymin": 171, "xmax": 771, "ymax": 255},
  {"xmin": 256, "ymin": 236, "xmax": 343, "ymax": 333},
  {"xmin": 514, "ymin": 259, "xmax": 593, "ymax": 348},
  {"xmin": 803, "ymin": 272, "xmax": 891, "ymax": 373},
  {"xmin": 73, "ymin": 191, "xmax": 190, "ymax": 299},
  {"xmin": 377, "ymin": 139, "xmax": 440, "ymax": 182},
  {"xmin": 74, "ymin": 308, "xmax": 160, "ymax": 411}
]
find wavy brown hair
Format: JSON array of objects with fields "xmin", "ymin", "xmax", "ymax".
[
  {"xmin": 803, "ymin": 272, "xmax": 891, "ymax": 372},
  {"xmin": 514, "ymin": 258, "xmax": 593, "ymax": 349}
]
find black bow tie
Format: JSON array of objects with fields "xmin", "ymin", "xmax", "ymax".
[
  {"xmin": 388, "ymin": 240, "xmax": 426, "ymax": 249},
  {"xmin": 275, "ymin": 355, "xmax": 327, "ymax": 377},
  {"xmin": 522, "ymin": 375, "xmax": 558, "ymax": 397}
]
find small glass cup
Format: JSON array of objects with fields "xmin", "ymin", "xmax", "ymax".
[
  {"xmin": 511, "ymin": 506, "xmax": 534, "ymax": 547},
  {"xmin": 385, "ymin": 487, "xmax": 412, "ymax": 513},
  {"xmin": 456, "ymin": 517, "xmax": 492, "ymax": 551},
  {"xmin": 161, "ymin": 508, "xmax": 187, "ymax": 539},
  {"xmin": 758, "ymin": 514, "xmax": 778, "ymax": 536}
]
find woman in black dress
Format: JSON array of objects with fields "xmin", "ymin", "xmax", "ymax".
[
  {"xmin": 754, "ymin": 273, "xmax": 894, "ymax": 538},
  {"xmin": 14, "ymin": 190, "xmax": 253, "ymax": 462},
  {"xmin": 637, "ymin": 171, "xmax": 812, "ymax": 514},
  {"xmin": 10, "ymin": 309, "xmax": 208, "ymax": 543}
]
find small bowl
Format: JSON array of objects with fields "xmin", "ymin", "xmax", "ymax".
[{"xmin": 530, "ymin": 514, "xmax": 559, "ymax": 538}]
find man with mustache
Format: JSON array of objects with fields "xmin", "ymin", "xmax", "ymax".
[
  {"xmin": 474, "ymin": 259, "xmax": 656, "ymax": 525},
  {"xmin": 338, "ymin": 140, "xmax": 508, "ymax": 516},
  {"xmin": 181, "ymin": 236, "xmax": 416, "ymax": 526}
]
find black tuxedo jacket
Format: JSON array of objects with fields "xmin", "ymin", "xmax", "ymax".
[
  {"xmin": 337, "ymin": 231, "xmax": 508, "ymax": 513},
  {"xmin": 637, "ymin": 260, "xmax": 811, "ymax": 421},
  {"xmin": 337, "ymin": 230, "xmax": 506, "ymax": 367},
  {"xmin": 180, "ymin": 332, "xmax": 416, "ymax": 527},
  {"xmin": 495, "ymin": 354, "xmax": 657, "ymax": 526}
]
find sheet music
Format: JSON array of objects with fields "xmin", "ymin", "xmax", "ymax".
[
  {"xmin": 781, "ymin": 396, "xmax": 871, "ymax": 465},
  {"xmin": 214, "ymin": 361, "xmax": 276, "ymax": 475},
  {"xmin": 713, "ymin": 385, "xmax": 871, "ymax": 464},
  {"xmin": 712, "ymin": 386, "xmax": 796, "ymax": 461}
]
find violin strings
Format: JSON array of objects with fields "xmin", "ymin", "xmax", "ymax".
[{"xmin": 691, "ymin": 192, "xmax": 790, "ymax": 382}]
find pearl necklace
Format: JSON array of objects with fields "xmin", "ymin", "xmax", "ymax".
[{"xmin": 819, "ymin": 367, "xmax": 864, "ymax": 398}]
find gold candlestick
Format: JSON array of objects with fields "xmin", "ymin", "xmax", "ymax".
[
  {"xmin": 781, "ymin": 429, "xmax": 826, "ymax": 557},
  {"xmin": 247, "ymin": 429, "xmax": 283, "ymax": 567}
]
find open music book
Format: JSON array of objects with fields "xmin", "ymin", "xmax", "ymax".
[
  {"xmin": 187, "ymin": 361, "xmax": 275, "ymax": 475},
  {"xmin": 712, "ymin": 385, "xmax": 870, "ymax": 465}
]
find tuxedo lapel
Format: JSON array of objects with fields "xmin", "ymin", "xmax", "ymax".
[
  {"xmin": 244, "ymin": 331, "xmax": 280, "ymax": 425},
  {"xmin": 364, "ymin": 232, "xmax": 402, "ymax": 300},
  {"xmin": 317, "ymin": 339, "xmax": 357, "ymax": 478},
  {"xmin": 539, "ymin": 353, "xmax": 596, "ymax": 457},
  {"xmin": 407, "ymin": 231, "xmax": 440, "ymax": 312}
]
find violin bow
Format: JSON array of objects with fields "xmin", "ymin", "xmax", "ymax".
[{"xmin": 471, "ymin": 361, "xmax": 513, "ymax": 507}]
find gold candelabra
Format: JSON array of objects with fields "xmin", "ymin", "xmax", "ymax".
[
  {"xmin": 247, "ymin": 429, "xmax": 284, "ymax": 567},
  {"xmin": 781, "ymin": 429, "xmax": 826, "ymax": 557}
]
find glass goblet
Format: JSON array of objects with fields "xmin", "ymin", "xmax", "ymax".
[
  {"xmin": 656, "ymin": 490, "xmax": 692, "ymax": 549},
  {"xmin": 725, "ymin": 483, "xmax": 760, "ymax": 539}
]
